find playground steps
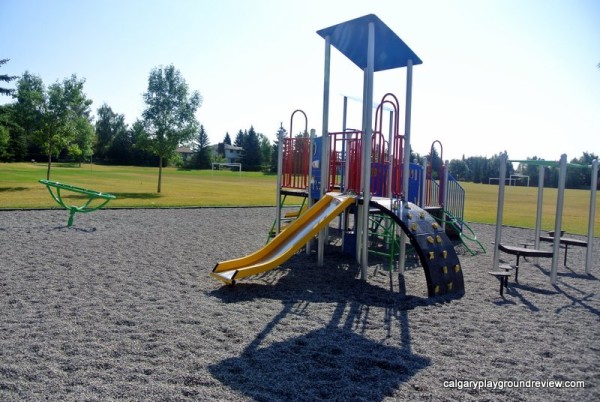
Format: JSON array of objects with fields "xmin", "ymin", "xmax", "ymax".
[{"xmin": 267, "ymin": 192, "xmax": 308, "ymax": 242}]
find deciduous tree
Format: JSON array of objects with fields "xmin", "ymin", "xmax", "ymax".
[{"xmin": 142, "ymin": 65, "xmax": 201, "ymax": 192}]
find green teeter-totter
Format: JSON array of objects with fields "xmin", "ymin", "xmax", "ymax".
[{"xmin": 39, "ymin": 179, "xmax": 116, "ymax": 227}]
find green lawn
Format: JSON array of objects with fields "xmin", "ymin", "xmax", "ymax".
[
  {"xmin": 0, "ymin": 162, "xmax": 279, "ymax": 208},
  {"xmin": 1, "ymin": 162, "xmax": 598, "ymax": 236}
]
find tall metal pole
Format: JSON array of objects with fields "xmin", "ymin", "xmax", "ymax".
[
  {"xmin": 318, "ymin": 35, "xmax": 331, "ymax": 266},
  {"xmin": 397, "ymin": 59, "xmax": 413, "ymax": 274},
  {"xmin": 275, "ymin": 124, "xmax": 284, "ymax": 234},
  {"xmin": 420, "ymin": 157, "xmax": 428, "ymax": 207},
  {"xmin": 342, "ymin": 96, "xmax": 349, "ymax": 192},
  {"xmin": 360, "ymin": 22, "xmax": 375, "ymax": 280},
  {"xmin": 492, "ymin": 152, "xmax": 508, "ymax": 271},
  {"xmin": 534, "ymin": 164, "xmax": 545, "ymax": 250},
  {"xmin": 550, "ymin": 154, "xmax": 567, "ymax": 285},
  {"xmin": 586, "ymin": 159, "xmax": 598, "ymax": 275},
  {"xmin": 441, "ymin": 160, "xmax": 449, "ymax": 232},
  {"xmin": 387, "ymin": 110, "xmax": 394, "ymax": 198}
]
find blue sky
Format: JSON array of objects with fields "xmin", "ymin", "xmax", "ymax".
[{"xmin": 1, "ymin": 0, "xmax": 599, "ymax": 161}]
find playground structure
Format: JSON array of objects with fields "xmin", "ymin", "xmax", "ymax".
[
  {"xmin": 213, "ymin": 14, "xmax": 472, "ymax": 297},
  {"xmin": 39, "ymin": 179, "xmax": 116, "ymax": 227},
  {"xmin": 492, "ymin": 153, "xmax": 598, "ymax": 289}
]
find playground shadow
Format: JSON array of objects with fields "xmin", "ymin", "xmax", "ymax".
[
  {"xmin": 61, "ymin": 192, "xmax": 161, "ymax": 200},
  {"xmin": 208, "ymin": 324, "xmax": 430, "ymax": 401},
  {"xmin": 51, "ymin": 225, "xmax": 97, "ymax": 233},
  {"xmin": 209, "ymin": 250, "xmax": 450, "ymax": 309},
  {"xmin": 207, "ymin": 250, "xmax": 468, "ymax": 400},
  {"xmin": 111, "ymin": 192, "xmax": 161, "ymax": 200},
  {"xmin": 0, "ymin": 186, "xmax": 28, "ymax": 192}
]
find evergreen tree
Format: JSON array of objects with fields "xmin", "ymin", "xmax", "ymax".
[
  {"xmin": 0, "ymin": 59, "xmax": 17, "ymax": 96},
  {"xmin": 192, "ymin": 124, "xmax": 211, "ymax": 169},
  {"xmin": 241, "ymin": 126, "xmax": 261, "ymax": 171},
  {"xmin": 223, "ymin": 132, "xmax": 231, "ymax": 145},
  {"xmin": 234, "ymin": 129, "xmax": 245, "ymax": 148},
  {"xmin": 270, "ymin": 125, "xmax": 286, "ymax": 173}
]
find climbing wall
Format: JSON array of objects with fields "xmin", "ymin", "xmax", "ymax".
[{"xmin": 374, "ymin": 200, "xmax": 464, "ymax": 297}]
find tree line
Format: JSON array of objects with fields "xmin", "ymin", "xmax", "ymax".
[
  {"xmin": 0, "ymin": 60, "xmax": 275, "ymax": 191},
  {"xmin": 442, "ymin": 152, "xmax": 599, "ymax": 190},
  {"xmin": 1, "ymin": 59, "xmax": 596, "ymax": 190}
]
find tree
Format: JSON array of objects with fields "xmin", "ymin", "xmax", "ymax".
[
  {"xmin": 270, "ymin": 125, "xmax": 286, "ymax": 173},
  {"xmin": 35, "ymin": 74, "xmax": 92, "ymax": 179},
  {"xmin": 192, "ymin": 124, "xmax": 211, "ymax": 169},
  {"xmin": 447, "ymin": 159, "xmax": 469, "ymax": 181},
  {"xmin": 142, "ymin": 64, "xmax": 202, "ymax": 192},
  {"xmin": 258, "ymin": 133, "xmax": 271, "ymax": 171},
  {"xmin": 241, "ymin": 126, "xmax": 261, "ymax": 171},
  {"xmin": 13, "ymin": 72, "xmax": 45, "ymax": 159},
  {"xmin": 234, "ymin": 129, "xmax": 245, "ymax": 148},
  {"xmin": 15, "ymin": 73, "xmax": 93, "ymax": 177},
  {"xmin": 0, "ymin": 59, "xmax": 17, "ymax": 96},
  {"xmin": 95, "ymin": 104, "xmax": 125, "ymax": 159},
  {"xmin": 0, "ymin": 108, "xmax": 10, "ymax": 160},
  {"xmin": 129, "ymin": 119, "xmax": 157, "ymax": 166},
  {"xmin": 0, "ymin": 103, "xmax": 25, "ymax": 161},
  {"xmin": 70, "ymin": 116, "xmax": 95, "ymax": 166},
  {"xmin": 223, "ymin": 132, "xmax": 231, "ymax": 145}
]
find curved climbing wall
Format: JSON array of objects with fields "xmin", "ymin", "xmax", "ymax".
[{"xmin": 371, "ymin": 200, "xmax": 464, "ymax": 297}]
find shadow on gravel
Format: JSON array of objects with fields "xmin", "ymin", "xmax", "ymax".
[
  {"xmin": 208, "ymin": 249, "xmax": 467, "ymax": 401},
  {"xmin": 209, "ymin": 323, "xmax": 431, "ymax": 401}
]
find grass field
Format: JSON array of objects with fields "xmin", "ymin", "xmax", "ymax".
[{"xmin": 1, "ymin": 162, "xmax": 598, "ymax": 236}]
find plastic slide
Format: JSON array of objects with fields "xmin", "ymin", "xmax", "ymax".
[{"xmin": 211, "ymin": 193, "xmax": 355, "ymax": 285}]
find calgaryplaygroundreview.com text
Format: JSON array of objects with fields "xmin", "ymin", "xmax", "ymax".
[{"xmin": 443, "ymin": 379, "xmax": 585, "ymax": 390}]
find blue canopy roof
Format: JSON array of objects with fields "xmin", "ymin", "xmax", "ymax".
[{"xmin": 316, "ymin": 14, "xmax": 422, "ymax": 72}]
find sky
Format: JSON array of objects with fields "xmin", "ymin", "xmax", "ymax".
[{"xmin": 1, "ymin": 0, "xmax": 599, "ymax": 162}]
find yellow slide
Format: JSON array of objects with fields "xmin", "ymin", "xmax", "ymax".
[{"xmin": 211, "ymin": 193, "xmax": 355, "ymax": 285}]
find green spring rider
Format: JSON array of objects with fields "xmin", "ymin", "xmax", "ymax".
[{"xmin": 39, "ymin": 179, "xmax": 116, "ymax": 227}]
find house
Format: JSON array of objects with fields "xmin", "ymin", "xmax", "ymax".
[
  {"xmin": 212, "ymin": 143, "xmax": 243, "ymax": 163},
  {"xmin": 175, "ymin": 146, "xmax": 194, "ymax": 162}
]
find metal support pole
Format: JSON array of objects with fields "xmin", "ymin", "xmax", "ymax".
[
  {"xmin": 306, "ymin": 128, "xmax": 316, "ymax": 255},
  {"xmin": 387, "ymin": 110, "xmax": 394, "ymax": 198},
  {"xmin": 360, "ymin": 22, "xmax": 375, "ymax": 280},
  {"xmin": 534, "ymin": 164, "xmax": 545, "ymax": 250},
  {"xmin": 586, "ymin": 159, "xmax": 598, "ymax": 275},
  {"xmin": 441, "ymin": 160, "xmax": 449, "ymax": 231},
  {"xmin": 493, "ymin": 152, "xmax": 508, "ymax": 271},
  {"xmin": 318, "ymin": 35, "xmax": 331, "ymax": 267},
  {"xmin": 398, "ymin": 59, "xmax": 414, "ymax": 274},
  {"xmin": 550, "ymin": 154, "xmax": 567, "ymax": 285},
  {"xmin": 342, "ymin": 96, "xmax": 349, "ymax": 192},
  {"xmin": 275, "ymin": 124, "xmax": 284, "ymax": 234},
  {"xmin": 420, "ymin": 157, "xmax": 427, "ymax": 208}
]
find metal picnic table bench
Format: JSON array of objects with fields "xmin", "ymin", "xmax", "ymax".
[{"xmin": 538, "ymin": 235, "xmax": 588, "ymax": 266}]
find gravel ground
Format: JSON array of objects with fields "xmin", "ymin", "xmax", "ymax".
[{"xmin": 0, "ymin": 207, "xmax": 598, "ymax": 401}]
